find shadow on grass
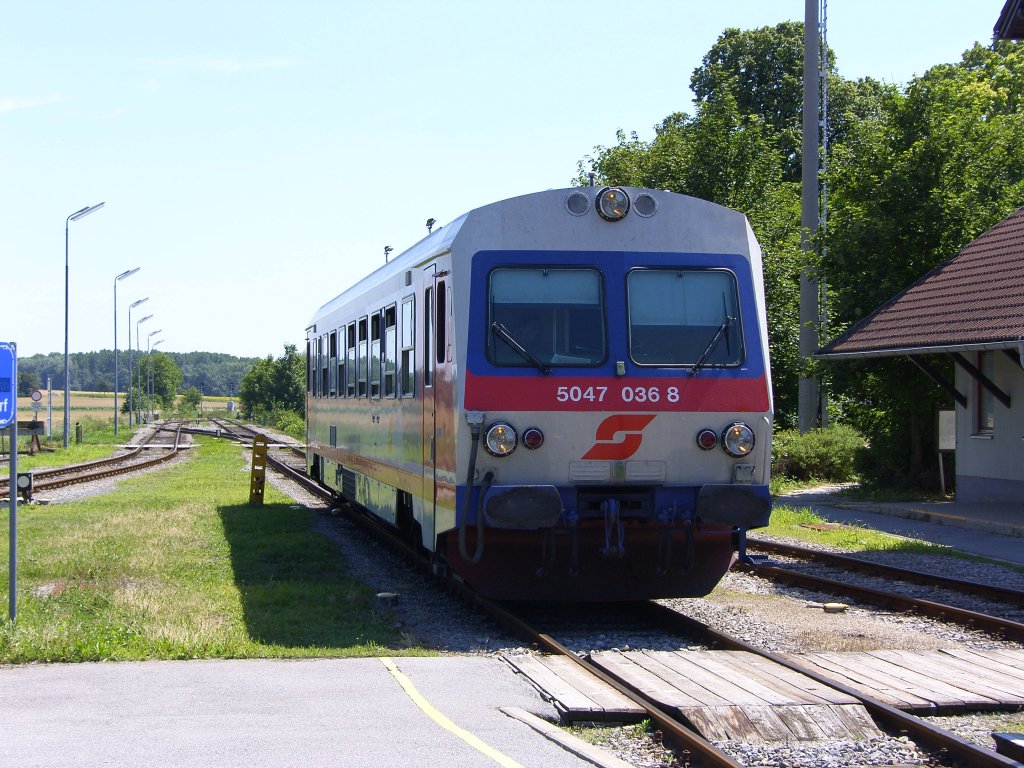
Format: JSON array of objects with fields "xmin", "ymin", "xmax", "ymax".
[{"xmin": 218, "ymin": 503, "xmax": 398, "ymax": 649}]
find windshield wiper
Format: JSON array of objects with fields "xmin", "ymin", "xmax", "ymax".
[
  {"xmin": 689, "ymin": 315, "xmax": 734, "ymax": 377},
  {"xmin": 491, "ymin": 322, "xmax": 550, "ymax": 375}
]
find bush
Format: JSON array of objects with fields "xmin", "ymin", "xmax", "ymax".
[{"xmin": 771, "ymin": 423, "xmax": 864, "ymax": 482}]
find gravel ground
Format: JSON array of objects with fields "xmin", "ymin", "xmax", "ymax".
[{"xmin": 30, "ymin": 439, "xmax": 1024, "ymax": 767}]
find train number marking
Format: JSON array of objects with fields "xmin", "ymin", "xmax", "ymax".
[
  {"xmin": 556, "ymin": 385, "xmax": 608, "ymax": 403},
  {"xmin": 580, "ymin": 414, "xmax": 656, "ymax": 460},
  {"xmin": 620, "ymin": 385, "xmax": 680, "ymax": 404}
]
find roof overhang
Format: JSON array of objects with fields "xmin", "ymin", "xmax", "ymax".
[
  {"xmin": 815, "ymin": 339, "xmax": 1024, "ymax": 361},
  {"xmin": 996, "ymin": 0, "xmax": 1024, "ymax": 40}
]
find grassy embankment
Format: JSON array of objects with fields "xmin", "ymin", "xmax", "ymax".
[{"xmin": 0, "ymin": 435, "xmax": 410, "ymax": 663}]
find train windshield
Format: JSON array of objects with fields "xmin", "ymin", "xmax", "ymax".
[
  {"xmin": 627, "ymin": 268, "xmax": 743, "ymax": 367},
  {"xmin": 488, "ymin": 267, "xmax": 605, "ymax": 367}
]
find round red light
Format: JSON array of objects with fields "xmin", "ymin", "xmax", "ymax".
[
  {"xmin": 696, "ymin": 429, "xmax": 718, "ymax": 451},
  {"xmin": 522, "ymin": 427, "xmax": 544, "ymax": 450}
]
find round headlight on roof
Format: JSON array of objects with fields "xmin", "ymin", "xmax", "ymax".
[
  {"xmin": 484, "ymin": 421, "xmax": 518, "ymax": 457},
  {"xmin": 596, "ymin": 187, "xmax": 630, "ymax": 221},
  {"xmin": 721, "ymin": 422, "xmax": 755, "ymax": 458}
]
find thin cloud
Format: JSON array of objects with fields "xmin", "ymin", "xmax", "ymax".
[
  {"xmin": 170, "ymin": 55, "xmax": 295, "ymax": 74},
  {"xmin": 0, "ymin": 94, "xmax": 64, "ymax": 113}
]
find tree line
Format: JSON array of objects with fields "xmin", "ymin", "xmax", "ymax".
[
  {"xmin": 579, "ymin": 22, "xmax": 1024, "ymax": 488},
  {"xmin": 17, "ymin": 350, "xmax": 258, "ymax": 398}
]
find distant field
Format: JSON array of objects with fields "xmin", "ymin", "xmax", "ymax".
[{"xmin": 14, "ymin": 391, "xmax": 236, "ymax": 429}]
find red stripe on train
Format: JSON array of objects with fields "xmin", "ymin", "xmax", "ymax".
[{"xmin": 464, "ymin": 371, "xmax": 770, "ymax": 412}]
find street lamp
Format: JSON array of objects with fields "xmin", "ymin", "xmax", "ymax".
[
  {"xmin": 149, "ymin": 338, "xmax": 165, "ymax": 421},
  {"xmin": 146, "ymin": 330, "xmax": 162, "ymax": 422},
  {"xmin": 64, "ymin": 202, "xmax": 106, "ymax": 448},
  {"xmin": 135, "ymin": 314, "xmax": 153, "ymax": 425},
  {"xmin": 127, "ymin": 298, "xmax": 149, "ymax": 429},
  {"xmin": 113, "ymin": 268, "xmax": 140, "ymax": 436}
]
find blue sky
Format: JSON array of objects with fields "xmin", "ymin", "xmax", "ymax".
[{"xmin": 1, "ymin": 1, "xmax": 1003, "ymax": 360}]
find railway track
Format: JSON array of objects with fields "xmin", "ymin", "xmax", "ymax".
[
  {"xmin": 223, "ymin": 420, "xmax": 1021, "ymax": 767},
  {"xmin": 1, "ymin": 421, "xmax": 186, "ymax": 498},
  {"xmin": 740, "ymin": 539, "xmax": 1024, "ymax": 642}
]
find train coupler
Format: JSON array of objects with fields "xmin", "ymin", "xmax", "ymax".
[{"xmin": 600, "ymin": 498, "xmax": 625, "ymax": 558}]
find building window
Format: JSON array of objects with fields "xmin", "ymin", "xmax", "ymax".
[{"xmin": 976, "ymin": 351, "xmax": 995, "ymax": 434}]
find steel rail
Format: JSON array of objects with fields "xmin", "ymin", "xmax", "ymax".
[
  {"xmin": 1, "ymin": 422, "xmax": 179, "ymax": 495},
  {"xmin": 748, "ymin": 537, "xmax": 1024, "ymax": 606},
  {"xmin": 638, "ymin": 601, "xmax": 1021, "ymax": 768},
  {"xmin": 738, "ymin": 561, "xmax": 1024, "ymax": 643}
]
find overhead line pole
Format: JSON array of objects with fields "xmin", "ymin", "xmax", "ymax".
[{"xmin": 799, "ymin": 0, "xmax": 824, "ymax": 432}]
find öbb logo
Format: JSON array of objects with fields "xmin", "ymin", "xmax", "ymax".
[{"xmin": 581, "ymin": 414, "xmax": 656, "ymax": 460}]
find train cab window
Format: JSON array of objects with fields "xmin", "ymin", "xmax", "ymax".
[
  {"xmin": 384, "ymin": 304, "xmax": 397, "ymax": 398},
  {"xmin": 487, "ymin": 267, "xmax": 605, "ymax": 367},
  {"xmin": 357, "ymin": 317, "xmax": 368, "ymax": 397},
  {"xmin": 401, "ymin": 297, "xmax": 415, "ymax": 396},
  {"xmin": 627, "ymin": 269, "xmax": 743, "ymax": 367},
  {"xmin": 329, "ymin": 330, "xmax": 337, "ymax": 396},
  {"xmin": 346, "ymin": 323, "xmax": 356, "ymax": 397},
  {"xmin": 370, "ymin": 312, "xmax": 382, "ymax": 399},
  {"xmin": 424, "ymin": 287, "xmax": 433, "ymax": 387}
]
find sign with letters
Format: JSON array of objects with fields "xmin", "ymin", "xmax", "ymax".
[{"xmin": 0, "ymin": 342, "xmax": 15, "ymax": 430}]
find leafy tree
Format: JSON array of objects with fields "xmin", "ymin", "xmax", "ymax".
[
  {"xmin": 239, "ymin": 344, "xmax": 305, "ymax": 421},
  {"xmin": 825, "ymin": 40, "xmax": 1024, "ymax": 486},
  {"xmin": 17, "ymin": 370, "xmax": 41, "ymax": 396},
  {"xmin": 179, "ymin": 387, "xmax": 201, "ymax": 413}
]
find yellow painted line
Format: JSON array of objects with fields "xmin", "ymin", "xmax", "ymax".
[{"xmin": 380, "ymin": 657, "xmax": 524, "ymax": 768}]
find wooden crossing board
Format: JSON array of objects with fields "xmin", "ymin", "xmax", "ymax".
[
  {"xmin": 588, "ymin": 650, "xmax": 881, "ymax": 743},
  {"xmin": 502, "ymin": 653, "xmax": 646, "ymax": 723},
  {"xmin": 785, "ymin": 647, "xmax": 1024, "ymax": 715}
]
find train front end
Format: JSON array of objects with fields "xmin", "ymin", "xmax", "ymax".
[{"xmin": 447, "ymin": 187, "xmax": 773, "ymax": 601}]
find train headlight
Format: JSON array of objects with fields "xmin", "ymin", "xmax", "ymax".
[
  {"xmin": 596, "ymin": 187, "xmax": 630, "ymax": 221},
  {"xmin": 721, "ymin": 422, "xmax": 755, "ymax": 458},
  {"xmin": 484, "ymin": 421, "xmax": 518, "ymax": 456}
]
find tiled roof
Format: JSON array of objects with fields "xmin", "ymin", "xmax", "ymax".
[{"xmin": 816, "ymin": 206, "xmax": 1024, "ymax": 359}]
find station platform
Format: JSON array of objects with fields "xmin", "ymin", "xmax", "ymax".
[
  {"xmin": 777, "ymin": 487, "xmax": 1024, "ymax": 565},
  {"xmin": 0, "ymin": 656, "xmax": 631, "ymax": 768}
]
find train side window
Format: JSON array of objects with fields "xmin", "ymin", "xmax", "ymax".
[
  {"xmin": 320, "ymin": 334, "xmax": 328, "ymax": 397},
  {"xmin": 370, "ymin": 312, "xmax": 382, "ymax": 398},
  {"xmin": 424, "ymin": 287, "xmax": 433, "ymax": 388},
  {"xmin": 435, "ymin": 280, "xmax": 447, "ymax": 366},
  {"xmin": 384, "ymin": 304, "xmax": 397, "ymax": 398},
  {"xmin": 401, "ymin": 296, "xmax": 415, "ymax": 397},
  {"xmin": 337, "ymin": 328, "xmax": 345, "ymax": 398},
  {"xmin": 346, "ymin": 323, "xmax": 356, "ymax": 397},
  {"xmin": 357, "ymin": 317, "xmax": 369, "ymax": 397},
  {"xmin": 329, "ymin": 330, "xmax": 337, "ymax": 396}
]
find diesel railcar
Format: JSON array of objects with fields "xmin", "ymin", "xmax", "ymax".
[{"xmin": 306, "ymin": 186, "xmax": 773, "ymax": 600}]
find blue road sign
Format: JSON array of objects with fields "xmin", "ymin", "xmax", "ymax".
[{"xmin": 0, "ymin": 342, "xmax": 15, "ymax": 429}]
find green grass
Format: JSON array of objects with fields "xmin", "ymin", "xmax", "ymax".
[
  {"xmin": 0, "ymin": 436, "xmax": 413, "ymax": 662},
  {"xmin": 762, "ymin": 505, "xmax": 952, "ymax": 554}
]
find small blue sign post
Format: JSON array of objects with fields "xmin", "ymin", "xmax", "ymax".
[{"xmin": 1, "ymin": 341, "xmax": 17, "ymax": 621}]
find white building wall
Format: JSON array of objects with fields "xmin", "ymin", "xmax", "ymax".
[{"xmin": 955, "ymin": 350, "xmax": 1024, "ymax": 503}]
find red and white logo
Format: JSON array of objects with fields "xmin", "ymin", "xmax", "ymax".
[{"xmin": 581, "ymin": 414, "xmax": 656, "ymax": 460}]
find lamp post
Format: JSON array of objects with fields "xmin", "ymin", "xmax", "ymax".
[
  {"xmin": 127, "ymin": 298, "xmax": 149, "ymax": 429},
  {"xmin": 64, "ymin": 202, "xmax": 106, "ymax": 448},
  {"xmin": 135, "ymin": 314, "xmax": 153, "ymax": 425},
  {"xmin": 113, "ymin": 268, "xmax": 140, "ymax": 436},
  {"xmin": 149, "ymin": 338, "xmax": 165, "ymax": 421},
  {"xmin": 146, "ymin": 331, "xmax": 162, "ymax": 422}
]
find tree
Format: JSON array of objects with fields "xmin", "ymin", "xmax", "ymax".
[
  {"xmin": 825, "ymin": 41, "xmax": 1024, "ymax": 486},
  {"xmin": 17, "ymin": 370, "xmax": 41, "ymax": 397},
  {"xmin": 239, "ymin": 344, "xmax": 305, "ymax": 421}
]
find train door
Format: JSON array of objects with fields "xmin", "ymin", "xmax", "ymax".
[{"xmin": 421, "ymin": 267, "xmax": 437, "ymax": 544}]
